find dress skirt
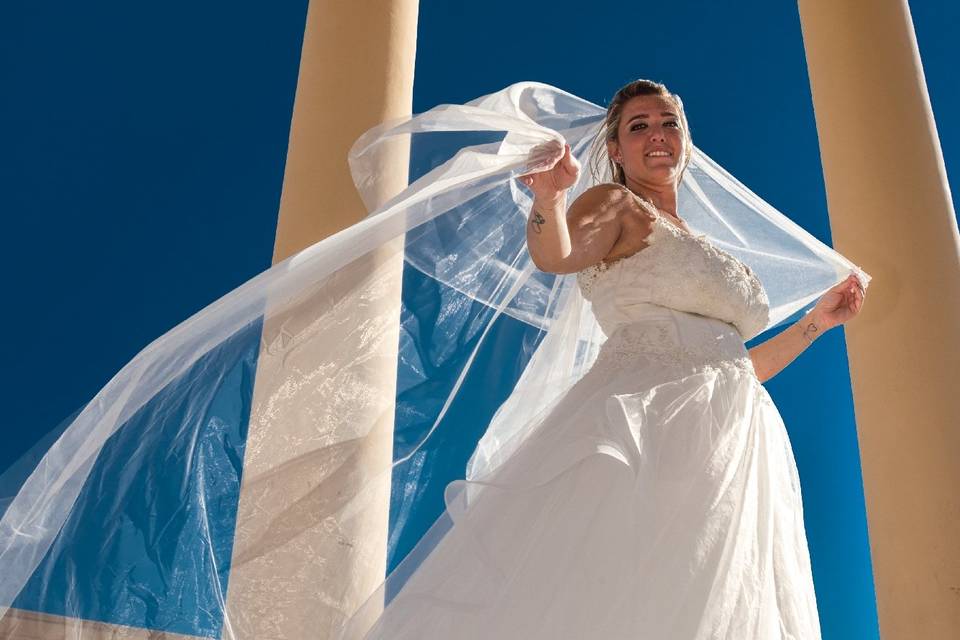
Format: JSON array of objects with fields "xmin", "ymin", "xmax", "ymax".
[{"xmin": 339, "ymin": 309, "xmax": 823, "ymax": 640}]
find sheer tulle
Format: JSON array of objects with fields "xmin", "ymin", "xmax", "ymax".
[{"xmin": 0, "ymin": 82, "xmax": 868, "ymax": 638}]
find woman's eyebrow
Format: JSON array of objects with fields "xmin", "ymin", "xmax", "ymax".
[{"xmin": 625, "ymin": 112, "xmax": 679, "ymax": 124}]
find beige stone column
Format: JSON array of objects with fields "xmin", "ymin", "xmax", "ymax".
[
  {"xmin": 797, "ymin": 1, "xmax": 960, "ymax": 637},
  {"xmin": 0, "ymin": 3, "xmax": 418, "ymax": 638},
  {"xmin": 0, "ymin": 3, "xmax": 417, "ymax": 639},
  {"xmin": 223, "ymin": 1, "xmax": 418, "ymax": 639}
]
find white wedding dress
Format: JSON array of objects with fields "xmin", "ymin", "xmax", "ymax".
[
  {"xmin": 0, "ymin": 82, "xmax": 868, "ymax": 640},
  {"xmin": 348, "ymin": 210, "xmax": 822, "ymax": 639}
]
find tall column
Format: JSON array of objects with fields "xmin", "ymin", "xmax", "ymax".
[
  {"xmin": 224, "ymin": 1, "xmax": 418, "ymax": 639},
  {"xmin": 797, "ymin": 1, "xmax": 960, "ymax": 638}
]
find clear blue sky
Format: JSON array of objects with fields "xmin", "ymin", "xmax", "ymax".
[{"xmin": 1, "ymin": 1, "xmax": 956, "ymax": 638}]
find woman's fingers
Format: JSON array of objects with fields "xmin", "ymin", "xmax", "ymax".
[
  {"xmin": 843, "ymin": 274, "xmax": 865, "ymax": 315},
  {"xmin": 564, "ymin": 148, "xmax": 580, "ymax": 176},
  {"xmin": 851, "ymin": 273, "xmax": 866, "ymax": 293},
  {"xmin": 558, "ymin": 144, "xmax": 580, "ymax": 183},
  {"xmin": 518, "ymin": 140, "xmax": 577, "ymax": 195},
  {"xmin": 523, "ymin": 139, "xmax": 566, "ymax": 175}
]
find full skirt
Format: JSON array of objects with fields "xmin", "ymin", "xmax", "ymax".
[{"xmin": 341, "ymin": 320, "xmax": 823, "ymax": 640}]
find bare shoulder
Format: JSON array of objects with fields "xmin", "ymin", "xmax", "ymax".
[
  {"xmin": 541, "ymin": 183, "xmax": 658, "ymax": 275},
  {"xmin": 567, "ymin": 183, "xmax": 656, "ymax": 228}
]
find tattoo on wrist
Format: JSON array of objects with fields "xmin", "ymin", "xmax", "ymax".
[
  {"xmin": 530, "ymin": 210, "xmax": 546, "ymax": 234},
  {"xmin": 799, "ymin": 318, "xmax": 820, "ymax": 345}
]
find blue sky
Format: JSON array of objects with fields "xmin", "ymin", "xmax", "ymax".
[{"xmin": 2, "ymin": 1, "xmax": 956, "ymax": 638}]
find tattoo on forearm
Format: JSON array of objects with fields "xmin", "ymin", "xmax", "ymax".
[
  {"xmin": 530, "ymin": 210, "xmax": 546, "ymax": 234},
  {"xmin": 800, "ymin": 320, "xmax": 820, "ymax": 344}
]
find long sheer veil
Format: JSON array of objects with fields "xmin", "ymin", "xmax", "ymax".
[{"xmin": 0, "ymin": 81, "xmax": 870, "ymax": 638}]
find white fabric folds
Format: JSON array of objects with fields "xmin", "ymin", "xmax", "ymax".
[{"xmin": 0, "ymin": 82, "xmax": 869, "ymax": 639}]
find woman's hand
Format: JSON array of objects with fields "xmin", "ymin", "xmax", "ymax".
[
  {"xmin": 517, "ymin": 140, "xmax": 580, "ymax": 201},
  {"xmin": 809, "ymin": 274, "xmax": 867, "ymax": 332}
]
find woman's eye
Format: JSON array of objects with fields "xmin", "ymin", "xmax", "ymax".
[{"xmin": 630, "ymin": 121, "xmax": 680, "ymax": 131}]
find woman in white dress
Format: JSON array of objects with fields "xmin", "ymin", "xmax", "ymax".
[
  {"xmin": 339, "ymin": 80, "xmax": 866, "ymax": 639},
  {"xmin": 0, "ymin": 80, "xmax": 868, "ymax": 640}
]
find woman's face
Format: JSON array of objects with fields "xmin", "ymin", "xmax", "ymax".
[{"xmin": 607, "ymin": 95, "xmax": 686, "ymax": 189}]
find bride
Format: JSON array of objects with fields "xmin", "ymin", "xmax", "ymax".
[
  {"xmin": 0, "ymin": 79, "xmax": 868, "ymax": 640},
  {"xmin": 337, "ymin": 79, "xmax": 866, "ymax": 638}
]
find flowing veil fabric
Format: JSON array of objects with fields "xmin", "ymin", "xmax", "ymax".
[{"xmin": 0, "ymin": 82, "xmax": 869, "ymax": 638}]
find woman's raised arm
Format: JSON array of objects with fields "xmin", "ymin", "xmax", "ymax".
[{"xmin": 519, "ymin": 145, "xmax": 645, "ymax": 274}]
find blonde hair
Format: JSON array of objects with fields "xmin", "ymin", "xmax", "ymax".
[{"xmin": 587, "ymin": 79, "xmax": 694, "ymax": 188}]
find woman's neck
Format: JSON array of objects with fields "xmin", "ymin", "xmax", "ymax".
[{"xmin": 624, "ymin": 179, "xmax": 679, "ymax": 218}]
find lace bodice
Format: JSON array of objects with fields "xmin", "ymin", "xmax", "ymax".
[{"xmin": 576, "ymin": 213, "xmax": 770, "ymax": 341}]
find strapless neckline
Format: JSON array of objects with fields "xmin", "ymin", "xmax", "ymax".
[
  {"xmin": 654, "ymin": 211, "xmax": 703, "ymax": 241},
  {"xmin": 575, "ymin": 211, "xmax": 771, "ymax": 341},
  {"xmin": 577, "ymin": 214, "xmax": 763, "ymax": 300}
]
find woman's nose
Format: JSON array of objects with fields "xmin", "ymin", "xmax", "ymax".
[{"xmin": 649, "ymin": 128, "xmax": 666, "ymax": 141}]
